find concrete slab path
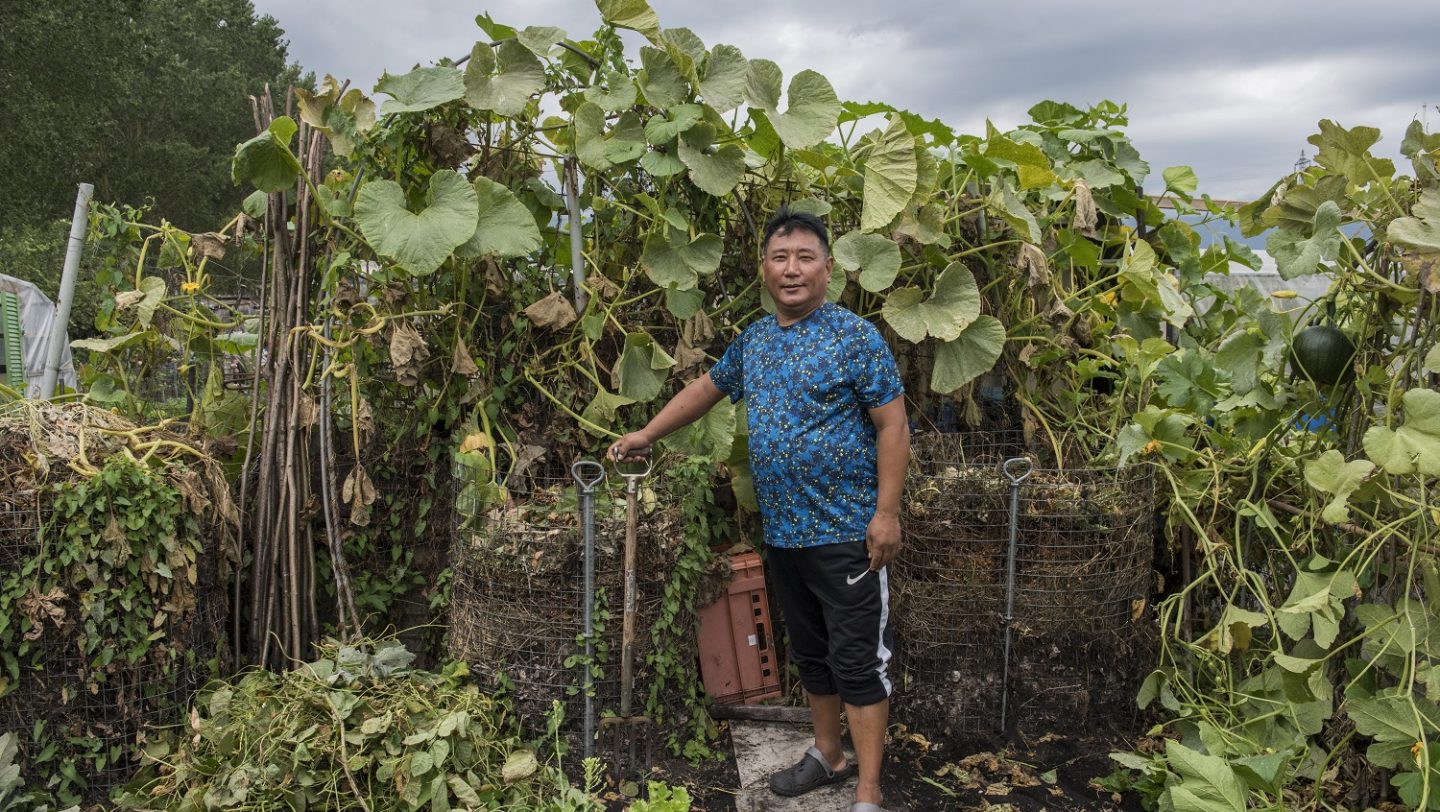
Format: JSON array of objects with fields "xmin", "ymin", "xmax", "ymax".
[{"xmin": 730, "ymin": 720, "xmax": 860, "ymax": 812}]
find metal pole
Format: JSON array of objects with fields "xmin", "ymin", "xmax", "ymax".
[
  {"xmin": 39, "ymin": 182, "xmax": 94, "ymax": 398},
  {"xmin": 999, "ymin": 456, "xmax": 1032, "ymax": 733},
  {"xmin": 571, "ymin": 459, "xmax": 605, "ymax": 759},
  {"xmin": 565, "ymin": 158, "xmax": 588, "ymax": 315}
]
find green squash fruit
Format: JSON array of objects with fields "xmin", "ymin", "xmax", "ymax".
[{"xmin": 1290, "ymin": 324, "xmax": 1356, "ymax": 385}]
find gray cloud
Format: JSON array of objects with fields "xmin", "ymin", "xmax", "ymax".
[{"xmin": 252, "ymin": 0, "xmax": 1440, "ymax": 199}]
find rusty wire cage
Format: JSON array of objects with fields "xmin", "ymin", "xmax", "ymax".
[
  {"xmin": 0, "ymin": 490, "xmax": 44, "ymax": 570},
  {"xmin": 448, "ymin": 469, "xmax": 673, "ymax": 739},
  {"xmin": 0, "ymin": 605, "xmax": 223, "ymax": 801},
  {"xmin": 894, "ymin": 431, "xmax": 1156, "ymax": 739}
]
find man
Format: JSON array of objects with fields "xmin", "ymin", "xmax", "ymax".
[{"xmin": 609, "ymin": 207, "xmax": 909, "ymax": 812}]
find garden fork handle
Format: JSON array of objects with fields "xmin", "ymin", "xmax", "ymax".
[{"xmin": 617, "ymin": 458, "xmax": 649, "ymax": 717}]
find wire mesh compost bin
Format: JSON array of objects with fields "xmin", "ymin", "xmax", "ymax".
[
  {"xmin": 894, "ymin": 432, "xmax": 1155, "ymax": 738},
  {"xmin": 448, "ymin": 468, "xmax": 668, "ymax": 738}
]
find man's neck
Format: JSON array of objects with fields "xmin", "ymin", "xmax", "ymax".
[{"xmin": 774, "ymin": 302, "xmax": 824, "ymax": 327}]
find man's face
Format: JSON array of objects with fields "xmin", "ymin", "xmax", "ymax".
[{"xmin": 762, "ymin": 227, "xmax": 832, "ymax": 325}]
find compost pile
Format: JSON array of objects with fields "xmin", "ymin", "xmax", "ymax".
[
  {"xmin": 895, "ymin": 432, "xmax": 1155, "ymax": 739},
  {"xmin": 449, "ymin": 473, "xmax": 710, "ymax": 739},
  {"xmin": 0, "ymin": 401, "xmax": 237, "ymax": 804}
]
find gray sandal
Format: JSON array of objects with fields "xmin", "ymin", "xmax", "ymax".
[
  {"xmin": 767, "ymin": 745, "xmax": 855, "ymax": 796},
  {"xmin": 850, "ymin": 804, "xmax": 888, "ymax": 812}
]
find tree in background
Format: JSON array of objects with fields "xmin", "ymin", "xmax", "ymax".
[{"xmin": 0, "ymin": 0, "xmax": 306, "ymax": 233}]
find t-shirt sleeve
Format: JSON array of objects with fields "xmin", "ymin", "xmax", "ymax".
[
  {"xmin": 707, "ymin": 334, "xmax": 744, "ymax": 403},
  {"xmin": 851, "ymin": 324, "xmax": 904, "ymax": 408}
]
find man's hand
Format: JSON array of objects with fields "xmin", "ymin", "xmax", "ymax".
[
  {"xmin": 866, "ymin": 510, "xmax": 901, "ymax": 571},
  {"xmin": 608, "ymin": 432, "xmax": 654, "ymax": 463}
]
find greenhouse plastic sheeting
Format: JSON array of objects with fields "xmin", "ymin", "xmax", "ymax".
[{"xmin": 0, "ymin": 273, "xmax": 77, "ymax": 396}]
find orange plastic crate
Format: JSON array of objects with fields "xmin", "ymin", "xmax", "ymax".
[{"xmin": 697, "ymin": 551, "xmax": 782, "ymax": 705}]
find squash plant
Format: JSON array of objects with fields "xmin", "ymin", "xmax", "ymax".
[
  {"xmin": 209, "ymin": 0, "xmax": 1215, "ymax": 748},
  {"xmin": 1105, "ymin": 119, "xmax": 1440, "ymax": 809}
]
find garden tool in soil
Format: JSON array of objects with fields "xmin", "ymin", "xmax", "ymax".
[
  {"xmin": 1000, "ymin": 456, "xmax": 1033, "ymax": 732},
  {"xmin": 571, "ymin": 459, "xmax": 605, "ymax": 759},
  {"xmin": 601, "ymin": 454, "xmax": 653, "ymax": 781}
]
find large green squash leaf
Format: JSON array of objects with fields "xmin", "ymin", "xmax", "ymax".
[
  {"xmin": 1402, "ymin": 119, "xmax": 1440, "ymax": 180},
  {"xmin": 1347, "ymin": 688, "xmax": 1440, "ymax": 769},
  {"xmin": 930, "ymin": 315, "xmax": 1004, "ymax": 393},
  {"xmin": 699, "ymin": 44, "xmax": 748, "ymax": 112},
  {"xmin": 645, "ymin": 104, "xmax": 702, "ymax": 144},
  {"xmin": 1197, "ymin": 605, "xmax": 1268, "ymax": 654},
  {"xmin": 743, "ymin": 60, "xmax": 838, "ymax": 149},
  {"xmin": 1307, "ymin": 119, "xmax": 1397, "ymax": 189},
  {"xmin": 464, "ymin": 41, "xmax": 545, "ymax": 117},
  {"xmin": 1214, "ymin": 331, "xmax": 1265, "ymax": 395},
  {"xmin": 456, "ymin": 177, "xmax": 541, "ymax": 259},
  {"xmin": 375, "ymin": 67, "xmax": 465, "ymax": 115},
  {"xmin": 641, "ymin": 149, "xmax": 686, "ymax": 177},
  {"xmin": 1154, "ymin": 349, "xmax": 1229, "ymax": 414},
  {"xmin": 1118, "ymin": 240, "xmax": 1193, "ymax": 329},
  {"xmin": 515, "ymin": 25, "xmax": 567, "ymax": 58},
  {"xmin": 985, "ymin": 184, "xmax": 1042, "ymax": 244},
  {"xmin": 575, "ymin": 104, "xmax": 646, "ymax": 170},
  {"xmin": 638, "ymin": 47, "xmax": 690, "ymax": 110},
  {"xmin": 642, "ymin": 228, "xmax": 722, "ymax": 290},
  {"xmin": 1116, "ymin": 405, "xmax": 1194, "ymax": 464},
  {"xmin": 658, "ymin": 28, "xmax": 705, "ymax": 86},
  {"xmin": 1267, "ymin": 200, "xmax": 1343, "ymax": 280},
  {"xmin": 881, "ymin": 263, "xmax": 981, "ymax": 343},
  {"xmin": 1276, "ymin": 567, "xmax": 1358, "ymax": 649},
  {"xmin": 664, "ymin": 285, "xmax": 704, "ymax": 319},
  {"xmin": 595, "ymin": 0, "xmax": 661, "ymax": 41},
  {"xmin": 983, "ymin": 134, "xmax": 1055, "ymax": 190},
  {"xmin": 1364, "ymin": 388, "xmax": 1440, "ymax": 476},
  {"xmin": 1162, "ymin": 165, "xmax": 1199, "ymax": 198},
  {"xmin": 613, "ymin": 332, "xmax": 675, "ymax": 402},
  {"xmin": 1304, "ymin": 450, "xmax": 1374, "ymax": 524},
  {"xmin": 581, "ymin": 388, "xmax": 635, "ymax": 436},
  {"xmin": 678, "ymin": 131, "xmax": 745, "ymax": 196},
  {"xmin": 861, "ymin": 117, "xmax": 918, "ymax": 232},
  {"xmin": 584, "ymin": 69, "xmax": 638, "ymax": 112},
  {"xmin": 832, "ymin": 232, "xmax": 901, "ymax": 292},
  {"xmin": 1161, "ymin": 740, "xmax": 1247, "ymax": 812},
  {"xmin": 232, "ymin": 116, "xmax": 302, "ymax": 193},
  {"xmin": 1389, "ymin": 188, "xmax": 1440, "ymax": 253},
  {"xmin": 354, "ymin": 170, "xmax": 479, "ymax": 275}
]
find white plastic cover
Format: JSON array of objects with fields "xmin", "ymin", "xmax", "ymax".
[{"xmin": 0, "ymin": 272, "xmax": 78, "ymax": 397}]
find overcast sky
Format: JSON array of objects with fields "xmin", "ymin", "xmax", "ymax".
[{"xmin": 250, "ymin": 0, "xmax": 1440, "ymax": 201}]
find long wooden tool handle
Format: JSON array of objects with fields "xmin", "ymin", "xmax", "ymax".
[{"xmin": 619, "ymin": 482, "xmax": 639, "ymax": 716}]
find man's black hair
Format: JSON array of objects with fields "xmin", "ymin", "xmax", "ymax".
[{"xmin": 762, "ymin": 206, "xmax": 830, "ymax": 255}]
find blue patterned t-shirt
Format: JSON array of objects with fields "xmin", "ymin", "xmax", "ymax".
[{"xmin": 708, "ymin": 303, "xmax": 904, "ymax": 548}]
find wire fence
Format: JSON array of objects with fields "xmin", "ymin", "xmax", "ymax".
[
  {"xmin": 0, "ymin": 491, "xmax": 45, "ymax": 570},
  {"xmin": 0, "ymin": 548, "xmax": 225, "ymax": 804},
  {"xmin": 894, "ymin": 431, "xmax": 1156, "ymax": 738},
  {"xmin": 448, "ymin": 472, "xmax": 673, "ymax": 740}
]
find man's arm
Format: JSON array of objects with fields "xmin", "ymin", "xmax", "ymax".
[
  {"xmin": 608, "ymin": 373, "xmax": 727, "ymax": 461},
  {"xmin": 865, "ymin": 396, "xmax": 910, "ymax": 570}
]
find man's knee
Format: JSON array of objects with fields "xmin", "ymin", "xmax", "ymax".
[{"xmin": 831, "ymin": 662, "xmax": 891, "ymax": 706}]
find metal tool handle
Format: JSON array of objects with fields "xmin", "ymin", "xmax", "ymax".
[
  {"xmin": 999, "ymin": 455, "xmax": 1032, "ymax": 732},
  {"xmin": 1002, "ymin": 457, "xmax": 1033, "ymax": 486},
  {"xmin": 615, "ymin": 455, "xmax": 653, "ymax": 492},
  {"xmin": 571, "ymin": 459, "xmax": 604, "ymax": 757},
  {"xmin": 572, "ymin": 459, "xmax": 605, "ymax": 493},
  {"xmin": 615, "ymin": 457, "xmax": 649, "ymax": 717}
]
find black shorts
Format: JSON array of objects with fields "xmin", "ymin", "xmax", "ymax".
[{"xmin": 765, "ymin": 540, "xmax": 893, "ymax": 706}]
